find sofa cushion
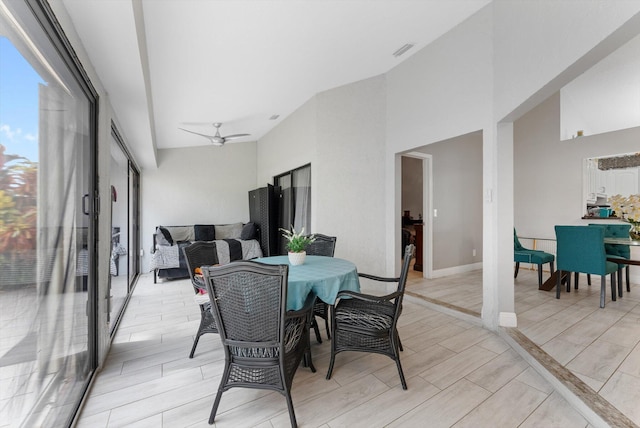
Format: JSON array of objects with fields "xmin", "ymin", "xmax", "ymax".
[{"xmin": 165, "ymin": 226, "xmax": 195, "ymax": 242}]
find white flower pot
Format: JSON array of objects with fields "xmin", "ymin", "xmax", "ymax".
[{"xmin": 288, "ymin": 251, "xmax": 306, "ymax": 266}]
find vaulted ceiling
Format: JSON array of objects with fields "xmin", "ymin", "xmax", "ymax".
[{"xmin": 61, "ymin": 0, "xmax": 491, "ymax": 169}]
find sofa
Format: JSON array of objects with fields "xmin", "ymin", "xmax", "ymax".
[{"xmin": 150, "ymin": 223, "xmax": 263, "ymax": 283}]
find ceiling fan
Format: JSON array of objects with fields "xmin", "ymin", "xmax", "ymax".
[{"xmin": 178, "ymin": 122, "xmax": 250, "ymax": 146}]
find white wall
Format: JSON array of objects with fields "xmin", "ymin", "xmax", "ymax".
[
  {"xmin": 257, "ymin": 75, "xmax": 386, "ymax": 274},
  {"xmin": 256, "ymin": 97, "xmax": 318, "ymax": 186},
  {"xmin": 315, "ymin": 76, "xmax": 386, "ymax": 274},
  {"xmin": 140, "ymin": 143, "xmax": 257, "ymax": 272},
  {"xmin": 417, "ymin": 131, "xmax": 483, "ymax": 271}
]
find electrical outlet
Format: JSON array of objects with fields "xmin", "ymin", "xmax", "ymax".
[
  {"xmin": 472, "ymin": 249, "xmax": 476, "ymax": 257},
  {"xmin": 140, "ymin": 248, "xmax": 144, "ymax": 257},
  {"xmin": 433, "ymin": 209, "xmax": 438, "ymax": 218}
]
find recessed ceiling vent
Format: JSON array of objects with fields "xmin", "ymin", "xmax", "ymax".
[
  {"xmin": 269, "ymin": 114, "xmax": 280, "ymax": 120},
  {"xmin": 393, "ymin": 43, "xmax": 415, "ymax": 58}
]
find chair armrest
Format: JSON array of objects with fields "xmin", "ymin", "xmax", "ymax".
[
  {"xmin": 358, "ymin": 272, "xmax": 400, "ymax": 283},
  {"xmin": 336, "ymin": 289, "xmax": 402, "ymax": 304}
]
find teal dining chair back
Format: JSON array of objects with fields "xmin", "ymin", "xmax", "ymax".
[
  {"xmin": 554, "ymin": 225, "xmax": 618, "ymax": 308},
  {"xmin": 589, "ymin": 223, "xmax": 631, "ymax": 294},
  {"xmin": 513, "ymin": 229, "xmax": 555, "ymax": 286}
]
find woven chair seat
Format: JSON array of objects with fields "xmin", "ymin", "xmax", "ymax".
[{"xmin": 335, "ymin": 299, "xmax": 395, "ymax": 331}]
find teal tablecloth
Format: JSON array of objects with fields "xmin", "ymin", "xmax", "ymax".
[{"xmin": 255, "ymin": 255, "xmax": 360, "ymax": 310}]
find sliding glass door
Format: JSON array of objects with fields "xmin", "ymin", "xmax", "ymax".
[
  {"xmin": 0, "ymin": 1, "xmax": 98, "ymax": 426},
  {"xmin": 109, "ymin": 125, "xmax": 139, "ymax": 332},
  {"xmin": 274, "ymin": 164, "xmax": 311, "ymax": 254}
]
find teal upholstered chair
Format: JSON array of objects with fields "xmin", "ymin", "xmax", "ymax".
[
  {"xmin": 554, "ymin": 225, "xmax": 618, "ymax": 308},
  {"xmin": 514, "ymin": 229, "xmax": 555, "ymax": 286},
  {"xmin": 589, "ymin": 223, "xmax": 631, "ymax": 294}
]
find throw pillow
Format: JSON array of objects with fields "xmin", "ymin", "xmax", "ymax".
[
  {"xmin": 194, "ymin": 224, "xmax": 216, "ymax": 241},
  {"xmin": 215, "ymin": 222, "xmax": 243, "ymax": 239},
  {"xmin": 241, "ymin": 222, "xmax": 257, "ymax": 240},
  {"xmin": 156, "ymin": 226, "xmax": 173, "ymax": 246}
]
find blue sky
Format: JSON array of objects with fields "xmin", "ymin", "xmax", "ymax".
[{"xmin": 0, "ymin": 36, "xmax": 43, "ymax": 162}]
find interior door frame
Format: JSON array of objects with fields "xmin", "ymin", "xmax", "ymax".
[{"xmin": 404, "ymin": 152, "xmax": 433, "ymax": 278}]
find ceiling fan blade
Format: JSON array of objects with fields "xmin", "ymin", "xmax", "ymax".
[
  {"xmin": 222, "ymin": 133, "xmax": 251, "ymax": 140},
  {"xmin": 179, "ymin": 127, "xmax": 215, "ymax": 138}
]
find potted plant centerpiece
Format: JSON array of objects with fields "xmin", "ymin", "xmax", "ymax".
[{"xmin": 280, "ymin": 226, "xmax": 315, "ymax": 265}]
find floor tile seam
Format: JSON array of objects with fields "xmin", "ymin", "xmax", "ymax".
[
  {"xmin": 82, "ymin": 368, "xmax": 205, "ymax": 412},
  {"xmin": 462, "ymin": 368, "xmax": 522, "ymax": 396},
  {"xmin": 594, "ymin": 333, "xmax": 637, "ymax": 353},
  {"xmin": 104, "ymin": 381, "xmax": 218, "ymax": 425},
  {"xmin": 589, "ymin": 346, "xmax": 639, "ymax": 393},
  {"xmin": 550, "ymin": 328, "xmax": 613, "ymax": 352},
  {"xmin": 607, "ymin": 367, "xmax": 640, "ymax": 384},
  {"xmin": 415, "ymin": 347, "xmax": 500, "ymax": 389}
]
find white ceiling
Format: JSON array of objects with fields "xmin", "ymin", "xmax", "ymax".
[{"xmin": 61, "ymin": 0, "xmax": 491, "ymax": 169}]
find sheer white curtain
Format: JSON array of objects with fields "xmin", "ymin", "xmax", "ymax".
[{"xmin": 292, "ymin": 165, "xmax": 311, "ymax": 233}]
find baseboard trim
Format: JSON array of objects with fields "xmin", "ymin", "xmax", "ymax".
[
  {"xmin": 498, "ymin": 311, "xmax": 517, "ymax": 327},
  {"xmin": 430, "ymin": 262, "xmax": 482, "ymax": 279}
]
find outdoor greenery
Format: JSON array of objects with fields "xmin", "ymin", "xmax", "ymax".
[{"xmin": 0, "ymin": 144, "xmax": 37, "ymax": 285}]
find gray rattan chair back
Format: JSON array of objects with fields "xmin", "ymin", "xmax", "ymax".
[
  {"xmin": 183, "ymin": 241, "xmax": 218, "ymax": 285},
  {"xmin": 182, "ymin": 241, "xmax": 219, "ymax": 358},
  {"xmin": 305, "ymin": 234, "xmax": 336, "ymax": 257},
  {"xmin": 305, "ymin": 234, "xmax": 337, "ymax": 342},
  {"xmin": 202, "ymin": 261, "xmax": 309, "ymax": 428}
]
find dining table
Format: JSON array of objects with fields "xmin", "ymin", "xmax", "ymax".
[
  {"xmin": 604, "ymin": 237, "xmax": 640, "ymax": 266},
  {"xmin": 254, "ymin": 255, "xmax": 361, "ymax": 310}
]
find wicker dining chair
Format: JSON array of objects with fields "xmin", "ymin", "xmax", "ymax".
[
  {"xmin": 305, "ymin": 233, "xmax": 337, "ymax": 343},
  {"xmin": 201, "ymin": 261, "xmax": 313, "ymax": 428},
  {"xmin": 326, "ymin": 244, "xmax": 414, "ymax": 390},
  {"xmin": 182, "ymin": 241, "xmax": 219, "ymax": 358}
]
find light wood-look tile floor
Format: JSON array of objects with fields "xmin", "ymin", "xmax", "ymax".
[
  {"xmin": 76, "ymin": 271, "xmax": 601, "ymax": 428},
  {"xmin": 406, "ymin": 265, "xmax": 640, "ymax": 427}
]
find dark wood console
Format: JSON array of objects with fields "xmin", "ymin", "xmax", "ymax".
[{"xmin": 413, "ymin": 223, "xmax": 423, "ymax": 271}]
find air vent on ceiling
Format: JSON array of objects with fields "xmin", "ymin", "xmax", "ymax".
[
  {"xmin": 269, "ymin": 114, "xmax": 280, "ymax": 120},
  {"xmin": 393, "ymin": 43, "xmax": 415, "ymax": 58}
]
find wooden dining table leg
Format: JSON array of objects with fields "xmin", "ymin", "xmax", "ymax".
[
  {"xmin": 626, "ymin": 266, "xmax": 631, "ymax": 292},
  {"xmin": 617, "ymin": 269, "xmax": 623, "ymax": 297}
]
